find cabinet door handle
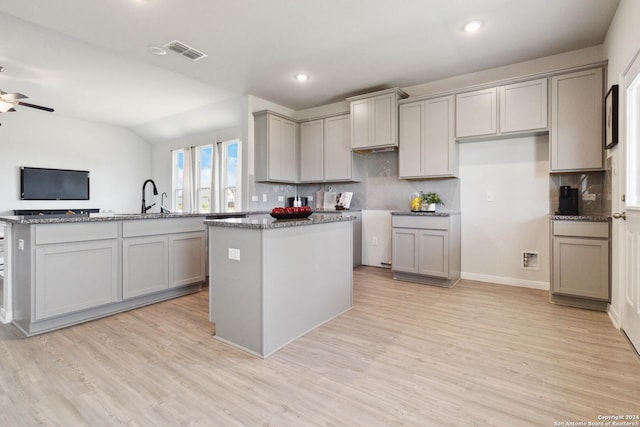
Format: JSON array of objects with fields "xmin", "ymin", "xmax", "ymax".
[{"xmin": 613, "ymin": 212, "xmax": 626, "ymax": 220}]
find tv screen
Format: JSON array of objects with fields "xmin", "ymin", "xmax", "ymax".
[{"xmin": 20, "ymin": 167, "xmax": 90, "ymax": 200}]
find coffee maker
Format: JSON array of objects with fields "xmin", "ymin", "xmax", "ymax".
[{"xmin": 558, "ymin": 186, "xmax": 579, "ymax": 215}]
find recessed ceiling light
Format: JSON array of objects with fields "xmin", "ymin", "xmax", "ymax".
[
  {"xmin": 464, "ymin": 20, "xmax": 483, "ymax": 33},
  {"xmin": 294, "ymin": 73, "xmax": 310, "ymax": 82},
  {"xmin": 148, "ymin": 46, "xmax": 167, "ymax": 56}
]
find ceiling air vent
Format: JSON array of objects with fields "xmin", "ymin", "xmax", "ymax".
[{"xmin": 165, "ymin": 40, "xmax": 207, "ymax": 61}]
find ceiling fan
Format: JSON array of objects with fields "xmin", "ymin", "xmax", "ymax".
[{"xmin": 0, "ymin": 66, "xmax": 54, "ymax": 126}]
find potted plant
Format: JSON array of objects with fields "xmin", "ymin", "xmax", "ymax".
[{"xmin": 422, "ymin": 192, "xmax": 444, "ymax": 212}]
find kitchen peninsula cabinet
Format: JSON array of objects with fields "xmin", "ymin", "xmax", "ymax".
[
  {"xmin": 6, "ymin": 213, "xmax": 206, "ymax": 336},
  {"xmin": 391, "ymin": 213, "xmax": 460, "ymax": 287},
  {"xmin": 550, "ymin": 68, "xmax": 603, "ymax": 171},
  {"xmin": 399, "ymin": 95, "xmax": 457, "ymax": 178},
  {"xmin": 122, "ymin": 218, "xmax": 205, "ymax": 299},
  {"xmin": 348, "ymin": 88, "xmax": 408, "ymax": 150},
  {"xmin": 550, "ymin": 218, "xmax": 610, "ymax": 311},
  {"xmin": 300, "ymin": 114, "xmax": 359, "ymax": 182},
  {"xmin": 254, "ymin": 110, "xmax": 299, "ymax": 183}
]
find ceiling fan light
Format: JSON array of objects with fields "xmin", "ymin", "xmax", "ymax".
[{"xmin": 0, "ymin": 100, "xmax": 15, "ymax": 113}]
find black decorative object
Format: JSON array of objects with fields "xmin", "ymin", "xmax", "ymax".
[{"xmin": 605, "ymin": 84, "xmax": 619, "ymax": 149}]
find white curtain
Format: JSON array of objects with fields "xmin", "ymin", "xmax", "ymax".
[
  {"xmin": 182, "ymin": 146, "xmax": 197, "ymax": 213},
  {"xmin": 212, "ymin": 142, "xmax": 222, "ymax": 212}
]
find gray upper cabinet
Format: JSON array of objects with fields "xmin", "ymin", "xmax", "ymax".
[
  {"xmin": 300, "ymin": 114, "xmax": 359, "ymax": 183},
  {"xmin": 456, "ymin": 78, "xmax": 548, "ymax": 139},
  {"xmin": 399, "ymin": 95, "xmax": 457, "ymax": 178},
  {"xmin": 499, "ymin": 78, "xmax": 548, "ymax": 133},
  {"xmin": 550, "ymin": 68, "xmax": 603, "ymax": 172},
  {"xmin": 456, "ymin": 88, "xmax": 497, "ymax": 138},
  {"xmin": 254, "ymin": 110, "xmax": 299, "ymax": 183},
  {"xmin": 348, "ymin": 88, "xmax": 408, "ymax": 150},
  {"xmin": 300, "ymin": 119, "xmax": 324, "ymax": 182}
]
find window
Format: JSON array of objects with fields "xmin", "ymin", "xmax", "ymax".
[{"xmin": 172, "ymin": 140, "xmax": 241, "ymax": 213}]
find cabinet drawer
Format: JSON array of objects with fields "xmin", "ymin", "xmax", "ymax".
[
  {"xmin": 123, "ymin": 217, "xmax": 204, "ymax": 237},
  {"xmin": 392, "ymin": 216, "xmax": 449, "ymax": 230},
  {"xmin": 552, "ymin": 221, "xmax": 609, "ymax": 238},
  {"xmin": 36, "ymin": 222, "xmax": 118, "ymax": 244}
]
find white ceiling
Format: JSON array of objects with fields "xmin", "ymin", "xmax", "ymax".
[{"xmin": 0, "ymin": 0, "xmax": 620, "ymax": 142}]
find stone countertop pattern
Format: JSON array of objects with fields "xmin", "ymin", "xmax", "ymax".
[
  {"xmin": 205, "ymin": 213, "xmax": 354, "ymax": 229},
  {"xmin": 0, "ymin": 211, "xmax": 267, "ymax": 225},
  {"xmin": 550, "ymin": 214, "xmax": 612, "ymax": 222},
  {"xmin": 391, "ymin": 211, "xmax": 460, "ymax": 217}
]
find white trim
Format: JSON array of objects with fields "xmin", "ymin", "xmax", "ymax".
[
  {"xmin": 461, "ymin": 272, "xmax": 549, "ymax": 290},
  {"xmin": 608, "ymin": 304, "xmax": 621, "ymax": 330}
]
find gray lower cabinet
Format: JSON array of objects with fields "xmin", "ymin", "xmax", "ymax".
[
  {"xmin": 123, "ymin": 235, "xmax": 169, "ymax": 299},
  {"xmin": 550, "ymin": 219, "xmax": 610, "ymax": 310},
  {"xmin": 35, "ymin": 237, "xmax": 119, "ymax": 320},
  {"xmin": 123, "ymin": 219, "xmax": 206, "ymax": 299},
  {"xmin": 391, "ymin": 214, "xmax": 460, "ymax": 287},
  {"xmin": 12, "ymin": 217, "xmax": 206, "ymax": 336}
]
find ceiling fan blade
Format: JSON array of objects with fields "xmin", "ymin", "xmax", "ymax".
[
  {"xmin": 16, "ymin": 101, "xmax": 54, "ymax": 112},
  {"xmin": 1, "ymin": 92, "xmax": 28, "ymax": 102}
]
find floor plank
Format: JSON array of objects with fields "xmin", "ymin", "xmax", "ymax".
[{"xmin": 1, "ymin": 266, "xmax": 639, "ymax": 426}]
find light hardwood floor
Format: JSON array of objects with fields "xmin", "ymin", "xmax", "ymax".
[{"xmin": 1, "ymin": 267, "xmax": 639, "ymax": 426}]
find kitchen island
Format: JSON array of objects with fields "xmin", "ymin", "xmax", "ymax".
[
  {"xmin": 0, "ymin": 212, "xmax": 218, "ymax": 336},
  {"xmin": 205, "ymin": 213, "xmax": 354, "ymax": 358}
]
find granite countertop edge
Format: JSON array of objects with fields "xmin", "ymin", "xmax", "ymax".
[
  {"xmin": 0, "ymin": 211, "xmax": 269, "ymax": 225},
  {"xmin": 550, "ymin": 214, "xmax": 612, "ymax": 222},
  {"xmin": 204, "ymin": 214, "xmax": 355, "ymax": 229},
  {"xmin": 391, "ymin": 211, "xmax": 459, "ymax": 217}
]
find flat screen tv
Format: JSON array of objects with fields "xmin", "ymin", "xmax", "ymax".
[{"xmin": 20, "ymin": 167, "xmax": 90, "ymax": 200}]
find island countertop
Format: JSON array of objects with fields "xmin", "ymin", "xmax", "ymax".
[{"xmin": 204, "ymin": 213, "xmax": 355, "ymax": 229}]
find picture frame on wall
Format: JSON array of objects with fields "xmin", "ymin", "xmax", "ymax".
[{"xmin": 605, "ymin": 84, "xmax": 619, "ymax": 149}]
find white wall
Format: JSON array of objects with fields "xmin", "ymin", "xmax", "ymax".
[
  {"xmin": 603, "ymin": 0, "xmax": 640, "ymax": 325},
  {"xmin": 0, "ymin": 113, "xmax": 151, "ymax": 215},
  {"xmin": 459, "ymin": 136, "xmax": 551, "ymax": 289}
]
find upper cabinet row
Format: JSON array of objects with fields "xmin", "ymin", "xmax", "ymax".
[
  {"xmin": 254, "ymin": 110, "xmax": 360, "ymax": 183},
  {"xmin": 398, "ymin": 67, "xmax": 604, "ymax": 178}
]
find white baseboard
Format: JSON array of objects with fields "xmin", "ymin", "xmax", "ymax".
[
  {"xmin": 607, "ymin": 305, "xmax": 621, "ymax": 329},
  {"xmin": 0, "ymin": 308, "xmax": 12, "ymax": 324},
  {"xmin": 461, "ymin": 272, "xmax": 549, "ymax": 290}
]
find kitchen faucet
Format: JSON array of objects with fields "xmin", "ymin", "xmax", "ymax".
[
  {"xmin": 160, "ymin": 192, "xmax": 170, "ymax": 214},
  {"xmin": 141, "ymin": 179, "xmax": 159, "ymax": 213}
]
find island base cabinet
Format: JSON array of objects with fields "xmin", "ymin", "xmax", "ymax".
[
  {"xmin": 35, "ymin": 241, "xmax": 119, "ymax": 320},
  {"xmin": 209, "ymin": 220, "xmax": 353, "ymax": 358}
]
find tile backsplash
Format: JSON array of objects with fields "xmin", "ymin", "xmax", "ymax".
[
  {"xmin": 549, "ymin": 166, "xmax": 611, "ymax": 216},
  {"xmin": 248, "ymin": 151, "xmax": 460, "ymax": 212}
]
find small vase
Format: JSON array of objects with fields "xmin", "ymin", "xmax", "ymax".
[{"xmin": 427, "ymin": 203, "xmax": 436, "ymax": 212}]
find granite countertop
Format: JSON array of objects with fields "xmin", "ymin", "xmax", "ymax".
[
  {"xmin": 391, "ymin": 211, "xmax": 459, "ymax": 217},
  {"xmin": 204, "ymin": 213, "xmax": 355, "ymax": 229},
  {"xmin": 313, "ymin": 208, "xmax": 362, "ymax": 213},
  {"xmin": 0, "ymin": 211, "xmax": 266, "ymax": 225},
  {"xmin": 550, "ymin": 214, "xmax": 612, "ymax": 222}
]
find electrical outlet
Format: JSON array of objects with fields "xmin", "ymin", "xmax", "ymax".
[
  {"xmin": 308, "ymin": 195, "xmax": 314, "ymax": 201},
  {"xmin": 18, "ymin": 239, "xmax": 24, "ymax": 250},
  {"xmin": 251, "ymin": 195, "xmax": 258, "ymax": 202},
  {"xmin": 372, "ymin": 237, "xmax": 378, "ymax": 246},
  {"xmin": 262, "ymin": 194, "xmax": 267, "ymax": 202},
  {"xmin": 583, "ymin": 193, "xmax": 596, "ymax": 201},
  {"xmin": 278, "ymin": 196, "xmax": 284, "ymax": 202},
  {"xmin": 228, "ymin": 248, "xmax": 241, "ymax": 261},
  {"xmin": 486, "ymin": 191, "xmax": 494, "ymax": 202}
]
